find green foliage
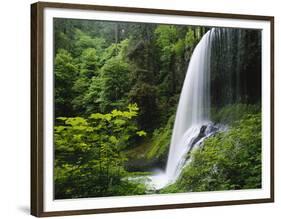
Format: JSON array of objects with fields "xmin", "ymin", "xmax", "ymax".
[
  {"xmin": 71, "ymin": 48, "xmax": 99, "ymax": 114},
  {"xmin": 71, "ymin": 38, "xmax": 132, "ymax": 115},
  {"xmin": 155, "ymin": 25, "xmax": 178, "ymax": 48},
  {"xmin": 54, "ymin": 19, "xmax": 77, "ymax": 53},
  {"xmin": 98, "ymin": 57, "xmax": 131, "ymax": 112},
  {"xmin": 185, "ymin": 29, "xmax": 196, "ymax": 47},
  {"xmin": 71, "ymin": 77, "xmax": 91, "ymax": 114},
  {"xmin": 161, "ymin": 112, "xmax": 261, "ymax": 193},
  {"xmin": 81, "ymin": 76, "xmax": 104, "ymax": 114},
  {"xmin": 73, "ymin": 29, "xmax": 107, "ymax": 56},
  {"xmin": 54, "ymin": 19, "xmax": 206, "ymax": 128},
  {"xmin": 128, "ymin": 82, "xmax": 160, "ymax": 131},
  {"xmin": 55, "ymin": 104, "xmax": 147, "ymax": 199},
  {"xmin": 79, "ymin": 48, "xmax": 99, "ymax": 77},
  {"xmin": 136, "ymin": 130, "xmax": 147, "ymax": 137},
  {"xmin": 154, "ymin": 25, "xmax": 179, "ymax": 62},
  {"xmin": 146, "ymin": 115, "xmax": 174, "ymax": 160},
  {"xmin": 53, "ymin": 19, "xmax": 262, "ymax": 198},
  {"xmin": 55, "ymin": 49, "xmax": 78, "ymax": 116},
  {"xmin": 100, "ymin": 39, "xmax": 130, "ymax": 64},
  {"xmin": 211, "ymin": 104, "xmax": 260, "ymax": 124},
  {"xmin": 155, "ymin": 26, "xmax": 200, "ymax": 59},
  {"xmin": 173, "ymin": 39, "xmax": 186, "ymax": 57},
  {"xmin": 124, "ymin": 114, "xmax": 174, "ymax": 172},
  {"xmin": 153, "ymin": 26, "xmax": 205, "ymax": 123}
]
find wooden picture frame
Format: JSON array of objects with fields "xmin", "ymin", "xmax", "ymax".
[{"xmin": 31, "ymin": 1, "xmax": 274, "ymax": 217}]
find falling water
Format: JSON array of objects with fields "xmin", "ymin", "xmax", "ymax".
[
  {"xmin": 166, "ymin": 29, "xmax": 214, "ymax": 179},
  {"xmin": 146, "ymin": 27, "xmax": 261, "ymax": 190},
  {"xmin": 149, "ymin": 29, "xmax": 216, "ymax": 189}
]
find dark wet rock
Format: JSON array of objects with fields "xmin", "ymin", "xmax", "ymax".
[
  {"xmin": 189, "ymin": 123, "xmax": 219, "ymax": 151},
  {"xmin": 190, "ymin": 125, "xmax": 207, "ymax": 149}
]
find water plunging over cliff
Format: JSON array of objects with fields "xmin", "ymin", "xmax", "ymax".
[{"xmin": 149, "ymin": 29, "xmax": 217, "ymax": 189}]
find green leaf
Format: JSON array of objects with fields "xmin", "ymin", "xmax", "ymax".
[{"xmin": 136, "ymin": 130, "xmax": 147, "ymax": 137}]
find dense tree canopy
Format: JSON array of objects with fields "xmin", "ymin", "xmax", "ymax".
[{"xmin": 54, "ymin": 18, "xmax": 262, "ymax": 198}]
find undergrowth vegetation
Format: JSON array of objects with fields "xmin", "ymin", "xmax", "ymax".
[{"xmin": 161, "ymin": 104, "xmax": 261, "ymax": 193}]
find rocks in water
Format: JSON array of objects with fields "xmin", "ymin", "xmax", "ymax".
[
  {"xmin": 189, "ymin": 123, "xmax": 219, "ymax": 151},
  {"xmin": 190, "ymin": 125, "xmax": 207, "ymax": 149}
]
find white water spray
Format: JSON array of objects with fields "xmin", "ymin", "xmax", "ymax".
[{"xmin": 149, "ymin": 29, "xmax": 216, "ymax": 189}]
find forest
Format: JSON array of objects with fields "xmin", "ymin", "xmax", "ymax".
[{"xmin": 54, "ymin": 18, "xmax": 262, "ymax": 199}]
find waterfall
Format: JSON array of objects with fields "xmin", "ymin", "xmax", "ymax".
[
  {"xmin": 147, "ymin": 27, "xmax": 260, "ymax": 190},
  {"xmin": 149, "ymin": 29, "xmax": 216, "ymax": 189},
  {"xmin": 165, "ymin": 29, "xmax": 214, "ymax": 180}
]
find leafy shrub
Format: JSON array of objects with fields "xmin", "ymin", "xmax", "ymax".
[
  {"xmin": 54, "ymin": 104, "xmax": 147, "ymax": 199},
  {"xmin": 146, "ymin": 115, "xmax": 174, "ymax": 161},
  {"xmin": 211, "ymin": 104, "xmax": 260, "ymax": 124},
  {"xmin": 161, "ymin": 112, "xmax": 261, "ymax": 193}
]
